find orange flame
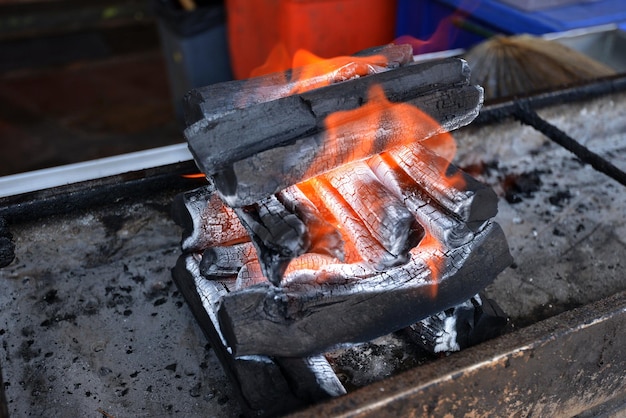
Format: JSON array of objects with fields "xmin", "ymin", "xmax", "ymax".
[
  {"xmin": 416, "ymin": 232, "xmax": 445, "ymax": 299},
  {"xmin": 232, "ymin": 12, "xmax": 475, "ymax": 295},
  {"xmin": 181, "ymin": 173, "xmax": 207, "ymax": 179},
  {"xmin": 250, "ymin": 44, "xmax": 390, "ymax": 95}
]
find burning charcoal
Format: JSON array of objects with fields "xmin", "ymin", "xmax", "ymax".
[
  {"xmin": 282, "ymin": 253, "xmax": 343, "ymax": 281},
  {"xmin": 0, "ymin": 217, "xmax": 15, "ymax": 268},
  {"xmin": 296, "ymin": 181, "xmax": 363, "ymax": 264},
  {"xmin": 184, "ymin": 44, "xmax": 414, "ymax": 126},
  {"xmin": 185, "ymin": 58, "xmax": 483, "ymax": 206},
  {"xmin": 323, "ymin": 162, "xmax": 423, "ymax": 262},
  {"xmin": 217, "ymin": 222, "xmax": 513, "ymax": 358},
  {"xmin": 404, "ymin": 294, "xmax": 509, "ymax": 354},
  {"xmin": 172, "ymin": 254, "xmax": 345, "ymax": 416},
  {"xmin": 368, "ymin": 153, "xmax": 475, "ymax": 248},
  {"xmin": 234, "ymin": 195, "xmax": 309, "ymax": 286},
  {"xmin": 211, "ymin": 83, "xmax": 483, "ymax": 207},
  {"xmin": 235, "ymin": 259, "xmax": 266, "ymax": 290},
  {"xmin": 278, "ymin": 186, "xmax": 345, "ymax": 261},
  {"xmin": 305, "ymin": 175, "xmax": 407, "ymax": 271},
  {"xmin": 171, "ymin": 185, "xmax": 249, "ymax": 252},
  {"xmin": 199, "ymin": 242, "xmax": 257, "ymax": 278},
  {"xmin": 388, "ymin": 142, "xmax": 499, "ymax": 229}
]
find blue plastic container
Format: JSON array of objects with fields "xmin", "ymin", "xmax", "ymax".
[{"xmin": 396, "ymin": 0, "xmax": 626, "ymax": 53}]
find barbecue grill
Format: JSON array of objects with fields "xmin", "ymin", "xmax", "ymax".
[{"xmin": 0, "ymin": 62, "xmax": 625, "ymax": 417}]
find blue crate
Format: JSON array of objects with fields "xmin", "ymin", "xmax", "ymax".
[{"xmin": 396, "ymin": 0, "xmax": 626, "ymax": 53}]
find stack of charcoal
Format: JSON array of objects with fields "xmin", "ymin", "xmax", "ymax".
[{"xmin": 171, "ymin": 45, "xmax": 512, "ymax": 416}]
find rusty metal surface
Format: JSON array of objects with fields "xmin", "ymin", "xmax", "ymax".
[{"xmin": 289, "ymin": 290, "xmax": 626, "ymax": 417}]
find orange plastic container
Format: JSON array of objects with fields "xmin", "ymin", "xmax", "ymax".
[{"xmin": 226, "ymin": 0, "xmax": 398, "ymax": 79}]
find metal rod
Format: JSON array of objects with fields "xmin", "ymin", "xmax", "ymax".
[{"xmin": 513, "ymin": 101, "xmax": 626, "ymax": 187}]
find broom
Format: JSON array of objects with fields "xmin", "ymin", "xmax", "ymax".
[{"xmin": 463, "ymin": 34, "xmax": 617, "ymax": 100}]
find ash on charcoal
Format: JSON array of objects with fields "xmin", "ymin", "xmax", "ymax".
[
  {"xmin": 325, "ymin": 333, "xmax": 434, "ymax": 391},
  {"xmin": 404, "ymin": 294, "xmax": 509, "ymax": 354}
]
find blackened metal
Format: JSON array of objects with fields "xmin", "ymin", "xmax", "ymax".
[
  {"xmin": 288, "ymin": 291, "xmax": 626, "ymax": 418},
  {"xmin": 0, "ymin": 161, "xmax": 203, "ymax": 224},
  {"xmin": 475, "ymin": 74, "xmax": 626, "ymax": 125},
  {"xmin": 514, "ymin": 101, "xmax": 626, "ymax": 187},
  {"xmin": 0, "ymin": 360, "xmax": 7, "ymax": 418},
  {"xmin": 0, "ymin": 217, "xmax": 15, "ymax": 267}
]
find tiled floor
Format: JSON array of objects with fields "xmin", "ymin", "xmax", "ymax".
[{"xmin": 0, "ymin": 44, "xmax": 182, "ymax": 177}]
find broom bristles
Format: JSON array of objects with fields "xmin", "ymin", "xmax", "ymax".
[{"xmin": 464, "ymin": 34, "xmax": 616, "ymax": 100}]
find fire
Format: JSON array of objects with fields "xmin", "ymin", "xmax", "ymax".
[
  {"xmin": 250, "ymin": 45, "xmax": 391, "ymax": 95},
  {"xmin": 182, "ymin": 173, "xmax": 207, "ymax": 179},
  {"xmin": 228, "ymin": 27, "xmax": 473, "ymax": 296},
  {"xmin": 414, "ymin": 232, "xmax": 445, "ymax": 299}
]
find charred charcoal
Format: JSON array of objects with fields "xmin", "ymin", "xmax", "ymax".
[
  {"xmin": 171, "ymin": 254, "xmax": 344, "ymax": 416},
  {"xmin": 171, "ymin": 185, "xmax": 249, "ymax": 252},
  {"xmin": 404, "ymin": 294, "xmax": 508, "ymax": 354},
  {"xmin": 234, "ymin": 259, "xmax": 267, "ymax": 290},
  {"xmin": 211, "ymin": 84, "xmax": 483, "ymax": 207},
  {"xmin": 368, "ymin": 153, "xmax": 475, "ymax": 248},
  {"xmin": 199, "ymin": 242, "xmax": 257, "ymax": 279},
  {"xmin": 305, "ymin": 175, "xmax": 406, "ymax": 271},
  {"xmin": 185, "ymin": 58, "xmax": 483, "ymax": 206},
  {"xmin": 234, "ymin": 195, "xmax": 309, "ymax": 286},
  {"xmin": 183, "ymin": 44, "xmax": 414, "ymax": 126},
  {"xmin": 217, "ymin": 222, "xmax": 513, "ymax": 358},
  {"xmin": 323, "ymin": 162, "xmax": 424, "ymax": 263},
  {"xmin": 278, "ymin": 186, "xmax": 345, "ymax": 261},
  {"xmin": 388, "ymin": 142, "xmax": 498, "ymax": 230}
]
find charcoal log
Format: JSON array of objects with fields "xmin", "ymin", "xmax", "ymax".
[
  {"xmin": 324, "ymin": 162, "xmax": 423, "ymax": 260},
  {"xmin": 388, "ymin": 142, "xmax": 498, "ymax": 229},
  {"xmin": 307, "ymin": 176, "xmax": 406, "ymax": 271},
  {"xmin": 234, "ymin": 195, "xmax": 309, "ymax": 286},
  {"xmin": 367, "ymin": 153, "xmax": 475, "ymax": 247},
  {"xmin": 171, "ymin": 185, "xmax": 248, "ymax": 252},
  {"xmin": 183, "ymin": 43, "xmax": 414, "ymax": 126},
  {"xmin": 278, "ymin": 186, "xmax": 345, "ymax": 261},
  {"xmin": 212, "ymin": 83, "xmax": 483, "ymax": 206},
  {"xmin": 172, "ymin": 255, "xmax": 345, "ymax": 416},
  {"xmin": 217, "ymin": 221, "xmax": 513, "ymax": 357},
  {"xmin": 199, "ymin": 242, "xmax": 256, "ymax": 278},
  {"xmin": 403, "ymin": 294, "xmax": 508, "ymax": 354},
  {"xmin": 184, "ymin": 57, "xmax": 482, "ymax": 206}
]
